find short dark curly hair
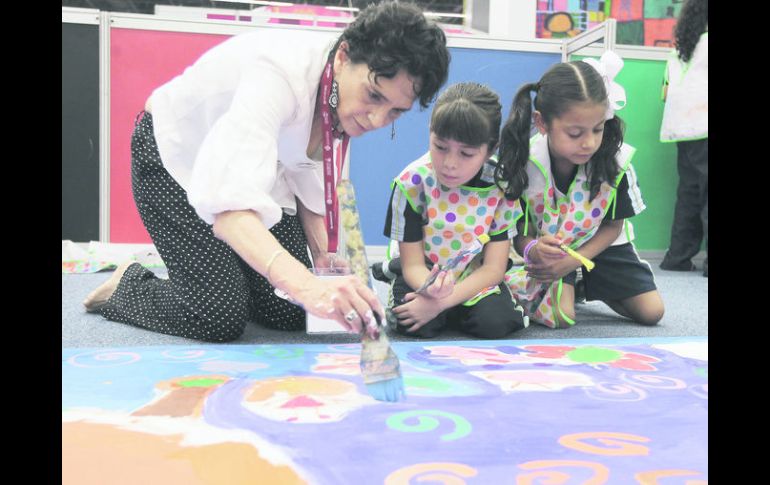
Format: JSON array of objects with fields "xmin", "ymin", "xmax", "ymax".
[{"xmin": 331, "ymin": 1, "xmax": 450, "ymax": 109}]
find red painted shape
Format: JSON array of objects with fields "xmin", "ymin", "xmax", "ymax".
[{"xmin": 280, "ymin": 396, "xmax": 324, "ymax": 408}]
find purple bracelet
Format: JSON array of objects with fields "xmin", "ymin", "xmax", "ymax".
[{"xmin": 523, "ymin": 239, "xmax": 538, "ymax": 264}]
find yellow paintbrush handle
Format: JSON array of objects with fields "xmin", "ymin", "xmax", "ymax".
[{"xmin": 560, "ymin": 244, "xmax": 595, "ymax": 272}]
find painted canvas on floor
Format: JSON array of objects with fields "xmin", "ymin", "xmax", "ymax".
[{"xmin": 62, "ymin": 337, "xmax": 707, "ymax": 484}]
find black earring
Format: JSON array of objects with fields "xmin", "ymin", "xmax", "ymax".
[
  {"xmin": 329, "ymin": 80, "xmax": 339, "ymax": 109},
  {"xmin": 391, "ymin": 121, "xmax": 396, "ymax": 140}
]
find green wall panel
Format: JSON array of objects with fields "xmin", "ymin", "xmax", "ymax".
[
  {"xmin": 576, "ymin": 56, "xmax": 677, "ymax": 251},
  {"xmin": 617, "ymin": 58, "xmax": 678, "ymax": 251}
]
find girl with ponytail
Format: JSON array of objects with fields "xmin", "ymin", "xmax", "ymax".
[{"xmin": 498, "ymin": 52, "xmax": 664, "ymax": 329}]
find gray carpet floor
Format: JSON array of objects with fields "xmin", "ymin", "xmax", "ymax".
[{"xmin": 62, "ymin": 256, "xmax": 707, "ymax": 348}]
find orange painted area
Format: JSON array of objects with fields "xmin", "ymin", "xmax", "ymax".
[
  {"xmin": 635, "ymin": 469, "xmax": 707, "ymax": 485},
  {"xmin": 517, "ymin": 460, "xmax": 609, "ymax": 485},
  {"xmin": 62, "ymin": 421, "xmax": 307, "ymax": 485},
  {"xmin": 385, "ymin": 462, "xmax": 477, "ymax": 485},
  {"xmin": 132, "ymin": 375, "xmax": 231, "ymax": 418},
  {"xmin": 546, "ymin": 13, "xmax": 573, "ymax": 34},
  {"xmin": 245, "ymin": 377, "xmax": 355, "ymax": 401},
  {"xmin": 131, "ymin": 386, "xmax": 211, "ymax": 418},
  {"xmin": 559, "ymin": 432, "xmax": 650, "ymax": 456}
]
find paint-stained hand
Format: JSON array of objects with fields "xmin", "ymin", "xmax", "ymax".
[{"xmin": 294, "ymin": 275, "xmax": 384, "ymax": 336}]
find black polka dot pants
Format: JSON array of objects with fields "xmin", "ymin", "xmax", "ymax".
[{"xmin": 100, "ymin": 112, "xmax": 312, "ymax": 341}]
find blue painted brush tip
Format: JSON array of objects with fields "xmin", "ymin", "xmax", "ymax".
[{"xmin": 366, "ymin": 378, "xmax": 406, "ymax": 402}]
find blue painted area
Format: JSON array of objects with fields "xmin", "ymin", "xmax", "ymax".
[{"xmin": 350, "ymin": 48, "xmax": 561, "ymax": 245}]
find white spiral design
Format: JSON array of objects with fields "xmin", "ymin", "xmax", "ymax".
[{"xmin": 66, "ymin": 350, "xmax": 141, "ymax": 368}]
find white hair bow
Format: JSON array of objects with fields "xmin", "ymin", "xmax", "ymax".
[{"xmin": 582, "ymin": 51, "xmax": 626, "ymax": 120}]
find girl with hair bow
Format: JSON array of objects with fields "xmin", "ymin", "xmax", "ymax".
[{"xmin": 497, "ymin": 51, "xmax": 665, "ymax": 329}]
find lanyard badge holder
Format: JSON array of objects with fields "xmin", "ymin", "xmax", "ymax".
[
  {"xmin": 274, "ymin": 61, "xmax": 350, "ymax": 334},
  {"xmin": 305, "ymin": 265, "xmax": 351, "ymax": 334},
  {"xmin": 308, "ymin": 60, "xmax": 351, "ymax": 334}
]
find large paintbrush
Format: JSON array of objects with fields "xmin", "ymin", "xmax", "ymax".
[{"xmin": 336, "ymin": 179, "xmax": 405, "ymax": 402}]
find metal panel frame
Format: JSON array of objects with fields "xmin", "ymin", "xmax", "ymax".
[
  {"xmin": 62, "ymin": 7, "xmax": 99, "ymax": 25},
  {"xmin": 560, "ymin": 19, "xmax": 668, "ymax": 62},
  {"xmin": 99, "ymin": 11, "xmax": 111, "ymax": 242}
]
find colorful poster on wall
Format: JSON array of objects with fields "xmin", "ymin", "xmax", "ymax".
[
  {"xmin": 536, "ymin": 0, "xmax": 609, "ymax": 39},
  {"xmin": 536, "ymin": 0, "xmax": 683, "ymax": 47},
  {"xmin": 612, "ymin": 0, "xmax": 683, "ymax": 46}
]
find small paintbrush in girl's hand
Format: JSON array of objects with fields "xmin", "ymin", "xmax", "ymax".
[
  {"xmin": 559, "ymin": 244, "xmax": 595, "ymax": 271},
  {"xmin": 337, "ymin": 179, "xmax": 405, "ymax": 402},
  {"xmin": 414, "ymin": 233, "xmax": 490, "ymax": 294}
]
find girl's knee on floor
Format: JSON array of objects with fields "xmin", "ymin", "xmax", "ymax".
[
  {"xmin": 633, "ymin": 303, "xmax": 665, "ymax": 326},
  {"xmin": 552, "ymin": 307, "xmax": 576, "ymax": 329},
  {"xmin": 461, "ymin": 307, "xmax": 528, "ymax": 339},
  {"xmin": 633, "ymin": 290, "xmax": 664, "ymax": 326},
  {"xmin": 616, "ymin": 290, "xmax": 665, "ymax": 326}
]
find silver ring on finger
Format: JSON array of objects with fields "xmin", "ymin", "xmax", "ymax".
[{"xmin": 344, "ymin": 309, "xmax": 359, "ymax": 323}]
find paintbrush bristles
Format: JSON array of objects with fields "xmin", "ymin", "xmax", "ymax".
[
  {"xmin": 337, "ymin": 179, "xmax": 406, "ymax": 402},
  {"xmin": 359, "ymin": 332, "xmax": 401, "ymax": 384}
]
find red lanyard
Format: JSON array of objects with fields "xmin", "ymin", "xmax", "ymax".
[{"xmin": 319, "ymin": 61, "xmax": 350, "ymax": 254}]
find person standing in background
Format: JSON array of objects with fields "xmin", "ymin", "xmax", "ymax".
[{"xmin": 659, "ymin": 0, "xmax": 708, "ymax": 277}]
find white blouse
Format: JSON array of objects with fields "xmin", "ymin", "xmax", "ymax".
[
  {"xmin": 659, "ymin": 32, "xmax": 708, "ymax": 142},
  {"xmin": 149, "ymin": 28, "xmax": 341, "ymax": 229}
]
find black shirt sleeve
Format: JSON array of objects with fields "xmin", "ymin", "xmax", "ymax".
[
  {"xmin": 382, "ymin": 185, "xmax": 424, "ymax": 242},
  {"xmin": 605, "ymin": 172, "xmax": 639, "ymax": 220}
]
